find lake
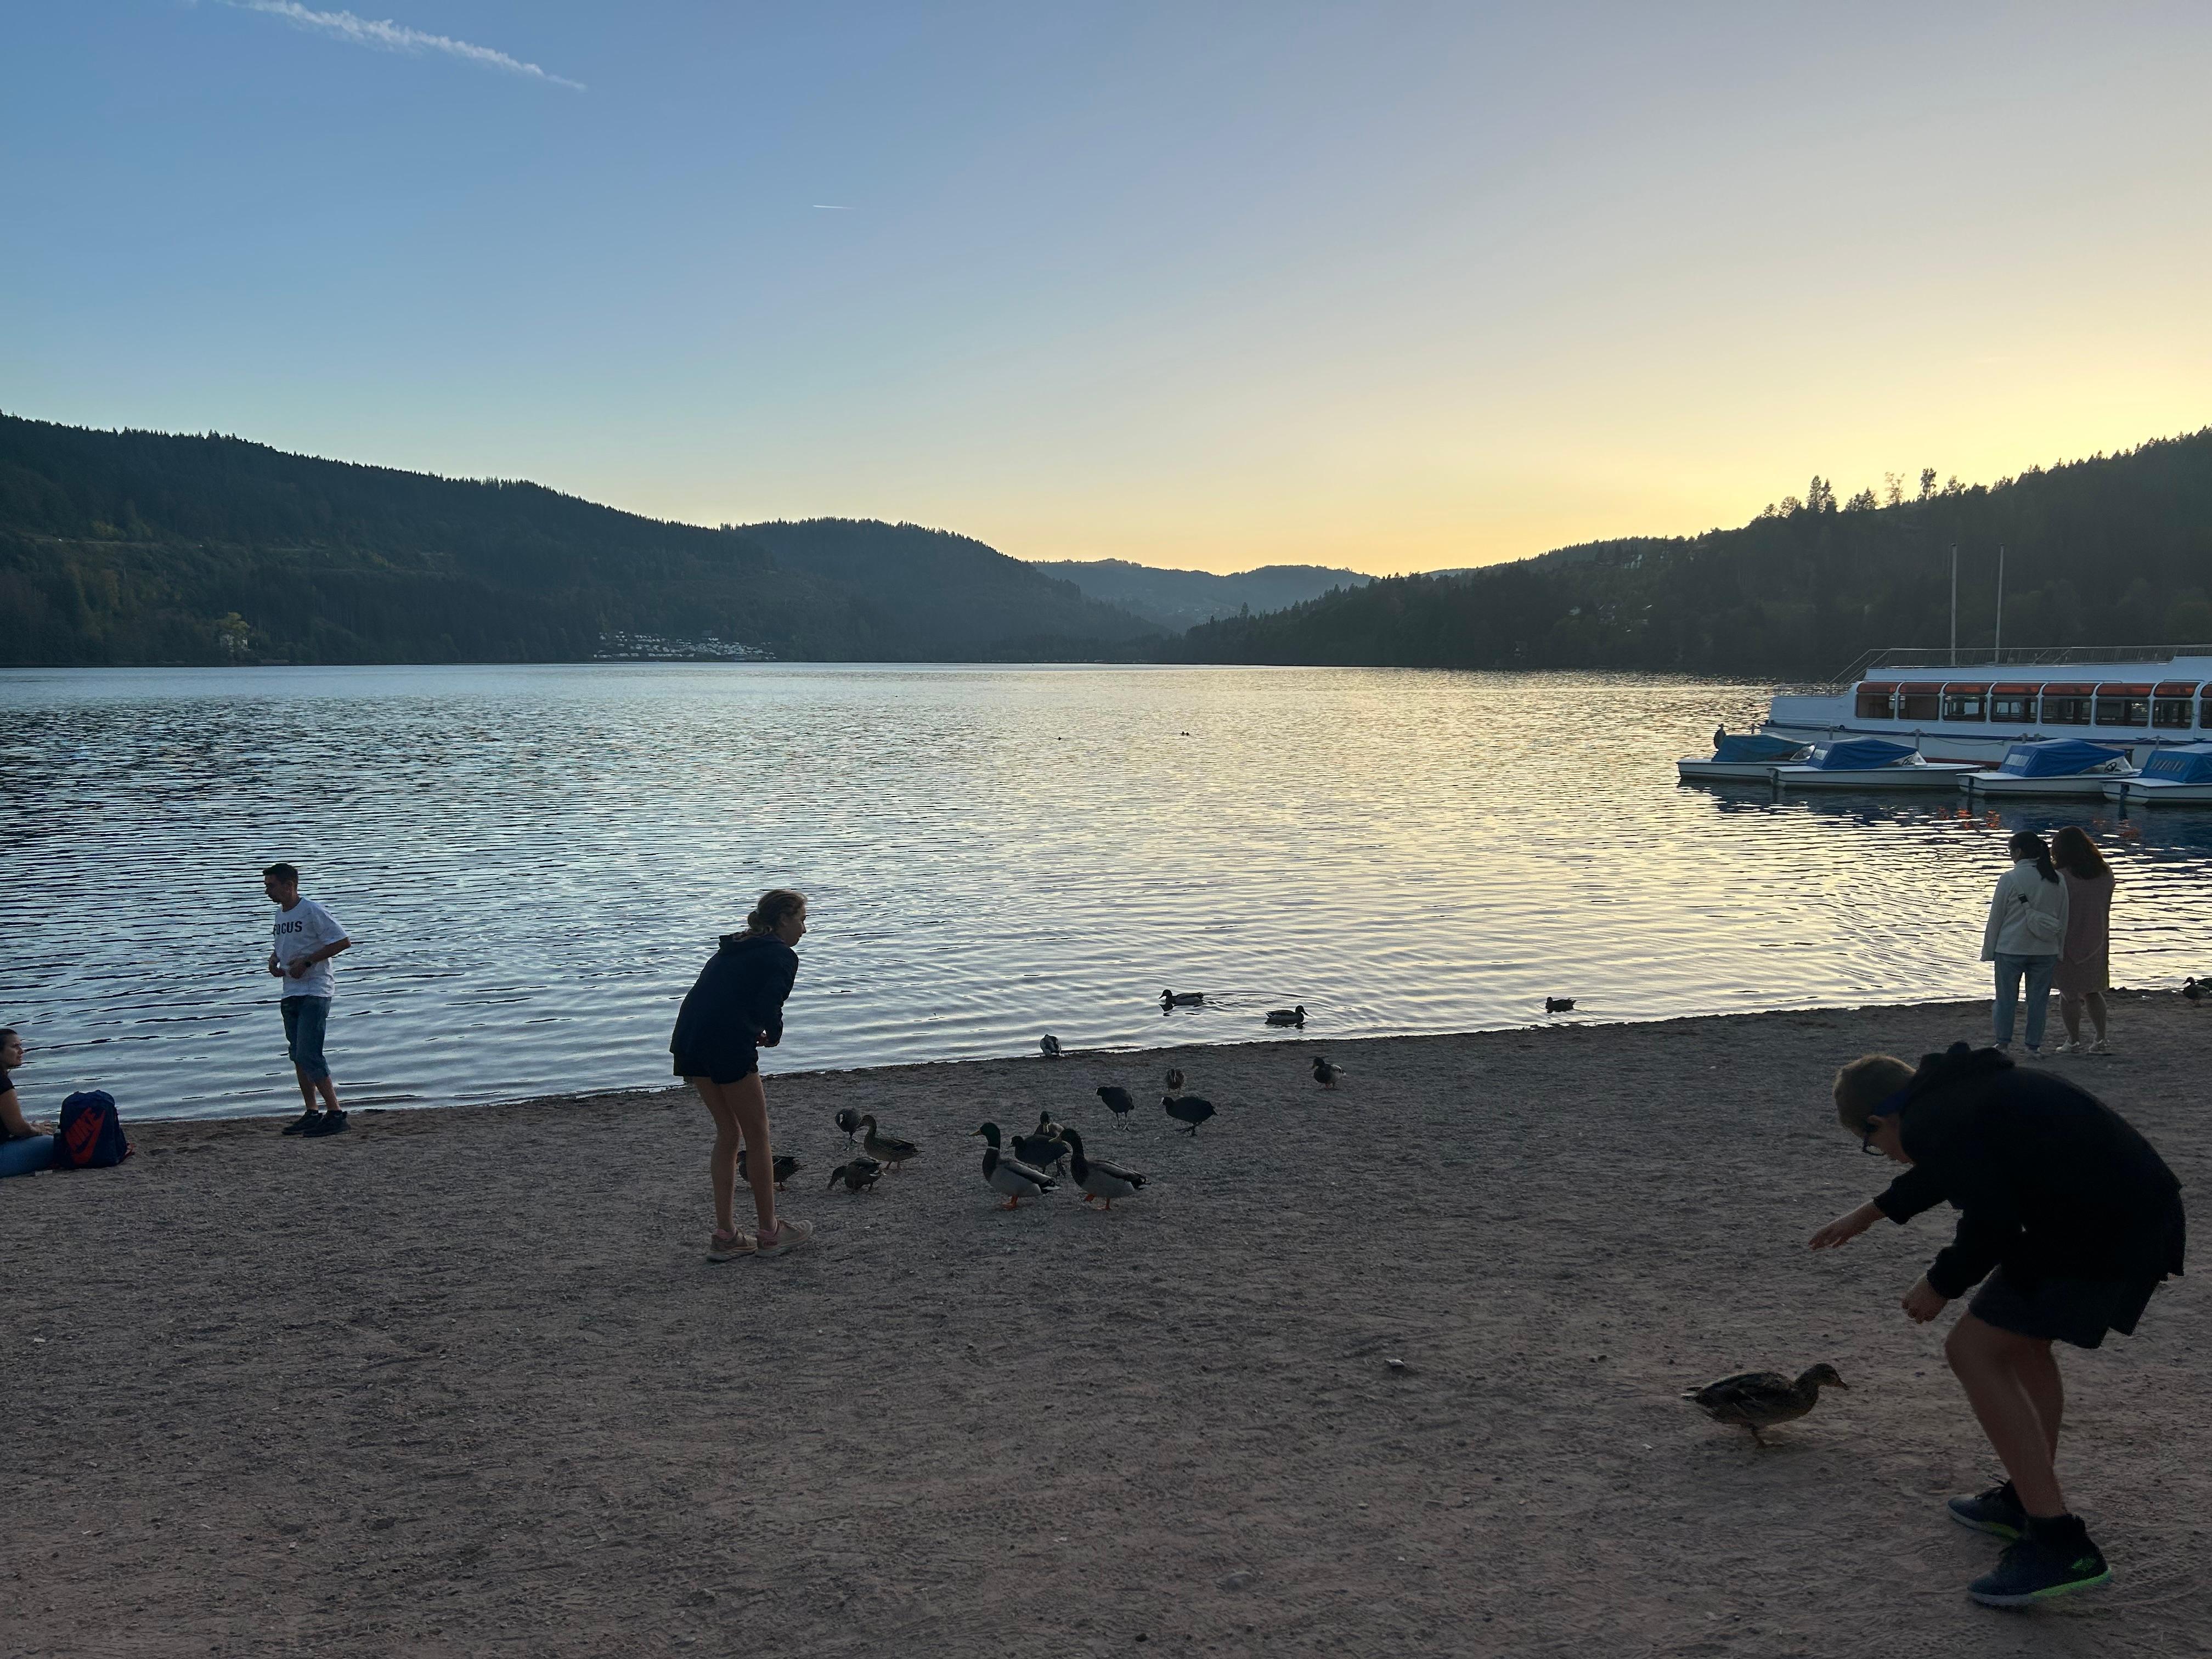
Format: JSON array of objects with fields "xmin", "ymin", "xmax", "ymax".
[{"xmin": 3, "ymin": 663, "xmax": 2208, "ymax": 1122}]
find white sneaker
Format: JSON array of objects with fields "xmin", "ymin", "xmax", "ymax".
[
  {"xmin": 706, "ymin": 1229, "xmax": 756, "ymax": 1261},
  {"xmin": 756, "ymin": 1217, "xmax": 815, "ymax": 1257},
  {"xmin": 2089, "ymin": 1038, "xmax": 2111, "ymax": 1055},
  {"xmin": 2051, "ymin": 1040, "xmax": 2081, "ymax": 1056}
]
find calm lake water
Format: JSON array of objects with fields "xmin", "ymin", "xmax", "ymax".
[{"xmin": 3, "ymin": 664, "xmax": 2209, "ymax": 1122}]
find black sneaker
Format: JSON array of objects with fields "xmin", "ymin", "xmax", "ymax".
[
  {"xmin": 1948, "ymin": 1481, "xmax": 2027, "ymax": 1541},
  {"xmin": 281, "ymin": 1110, "xmax": 323, "ymax": 1137},
  {"xmin": 303, "ymin": 1109, "xmax": 349, "ymax": 1138},
  {"xmin": 1968, "ymin": 1517, "xmax": 2111, "ymax": 1607}
]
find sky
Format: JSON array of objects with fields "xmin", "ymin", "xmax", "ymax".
[{"xmin": 4, "ymin": 3, "xmax": 2210, "ymax": 575}]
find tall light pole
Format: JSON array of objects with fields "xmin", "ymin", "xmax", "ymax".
[
  {"xmin": 1950, "ymin": 545, "xmax": 1958, "ymax": 663},
  {"xmin": 1994, "ymin": 545, "xmax": 2005, "ymax": 661}
]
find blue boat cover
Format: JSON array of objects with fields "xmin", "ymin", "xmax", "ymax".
[
  {"xmin": 2142, "ymin": 744, "xmax": 2212, "ymax": 783},
  {"xmin": 1714, "ymin": 733, "xmax": 1806, "ymax": 762},
  {"xmin": 1996, "ymin": 739, "xmax": 2130, "ymax": 778},
  {"xmin": 1810, "ymin": 737, "xmax": 1916, "ymax": 770}
]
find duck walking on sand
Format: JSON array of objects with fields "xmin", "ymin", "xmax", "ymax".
[
  {"xmin": 972, "ymin": 1122, "xmax": 1059, "ymax": 1210},
  {"xmin": 1162, "ymin": 1093, "xmax": 1216, "ymax": 1136},
  {"xmin": 826, "ymin": 1156, "xmax": 883, "ymax": 1194},
  {"xmin": 1040, "ymin": 1034, "xmax": 1063, "ymax": 1059},
  {"xmin": 1063, "ymin": 1127, "xmax": 1146, "ymax": 1211},
  {"xmin": 1683, "ymin": 1364, "xmax": 1848, "ymax": 1444},
  {"xmin": 1013, "ymin": 1113, "xmax": 1070, "ymax": 1175},
  {"xmin": 857, "ymin": 1114, "xmax": 922, "ymax": 1172},
  {"xmin": 835, "ymin": 1108, "xmax": 861, "ymax": 1143},
  {"xmin": 1165, "ymin": 1066, "xmax": 1185, "ymax": 1092},
  {"xmin": 737, "ymin": 1148, "xmax": 801, "ymax": 1191},
  {"xmin": 1265, "ymin": 1005, "xmax": 1306, "ymax": 1028},
  {"xmin": 1312, "ymin": 1056, "xmax": 1342, "ymax": 1089},
  {"xmin": 2186, "ymin": 977, "xmax": 2205, "ymax": 1002},
  {"xmin": 1096, "ymin": 1084, "xmax": 1136, "ymax": 1123}
]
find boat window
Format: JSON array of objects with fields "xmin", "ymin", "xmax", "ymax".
[
  {"xmin": 1897, "ymin": 684, "xmax": 1942, "ymax": 721},
  {"xmin": 1854, "ymin": 684, "xmax": 1895, "ymax": 720},
  {"xmin": 2095, "ymin": 685, "xmax": 2152, "ymax": 726},
  {"xmin": 2041, "ymin": 685, "xmax": 2094, "ymax": 725},
  {"xmin": 2152, "ymin": 683, "xmax": 2199, "ymax": 730},
  {"xmin": 2204, "ymin": 687, "xmax": 2212, "ymax": 730},
  {"xmin": 1989, "ymin": 686, "xmax": 2036, "ymax": 723},
  {"xmin": 1942, "ymin": 685, "xmax": 1988, "ymax": 721}
]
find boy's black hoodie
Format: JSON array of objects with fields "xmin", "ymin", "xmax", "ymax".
[
  {"xmin": 669, "ymin": 932, "xmax": 799, "ymax": 1076},
  {"xmin": 1875, "ymin": 1044, "xmax": 2185, "ymax": 1300}
]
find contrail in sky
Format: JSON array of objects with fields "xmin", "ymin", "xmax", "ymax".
[
  {"xmin": 228, "ymin": 1, "xmax": 586, "ymax": 91},
  {"xmin": 813, "ymin": 204, "xmax": 854, "ymax": 211}
]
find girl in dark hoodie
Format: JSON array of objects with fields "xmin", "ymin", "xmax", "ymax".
[{"xmin": 671, "ymin": 888, "xmax": 812, "ymax": 1260}]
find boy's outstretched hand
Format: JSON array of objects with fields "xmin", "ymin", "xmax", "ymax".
[
  {"xmin": 1901, "ymin": 1277, "xmax": 1949, "ymax": 1323},
  {"xmin": 1809, "ymin": 1200, "xmax": 1884, "ymax": 1251}
]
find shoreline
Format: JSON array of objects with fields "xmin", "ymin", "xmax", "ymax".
[{"xmin": 5, "ymin": 995, "xmax": 2205, "ymax": 1656}]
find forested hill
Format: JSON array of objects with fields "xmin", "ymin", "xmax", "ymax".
[
  {"xmin": 0, "ymin": 416, "xmax": 1157, "ymax": 665},
  {"xmin": 1026, "ymin": 557, "xmax": 1370, "ymax": 630},
  {"xmin": 1165, "ymin": 432, "xmax": 2212, "ymax": 678}
]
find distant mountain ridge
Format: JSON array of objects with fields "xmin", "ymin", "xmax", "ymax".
[
  {"xmin": 0, "ymin": 415, "xmax": 1158, "ymax": 665},
  {"xmin": 1028, "ymin": 557, "xmax": 1371, "ymax": 630}
]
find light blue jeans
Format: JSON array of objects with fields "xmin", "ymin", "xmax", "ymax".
[
  {"xmin": 1993, "ymin": 952, "xmax": 2057, "ymax": 1050},
  {"xmin": 0, "ymin": 1134, "xmax": 56, "ymax": 1178}
]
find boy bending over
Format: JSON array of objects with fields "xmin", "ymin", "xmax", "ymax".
[{"xmin": 1812, "ymin": 1042, "xmax": 2184, "ymax": 1607}]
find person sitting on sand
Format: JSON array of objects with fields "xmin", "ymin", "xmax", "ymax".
[
  {"xmin": 670, "ymin": 889, "xmax": 814, "ymax": 1260},
  {"xmin": 0, "ymin": 1027, "xmax": 59, "ymax": 1178},
  {"xmin": 1810, "ymin": 1043, "xmax": 2185, "ymax": 1608}
]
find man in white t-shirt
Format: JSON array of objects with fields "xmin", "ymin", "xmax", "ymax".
[{"xmin": 263, "ymin": 862, "xmax": 353, "ymax": 1138}]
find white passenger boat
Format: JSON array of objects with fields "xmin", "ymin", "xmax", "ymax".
[
  {"xmin": 1768, "ymin": 737, "xmax": 1983, "ymax": 791},
  {"xmin": 1960, "ymin": 738, "xmax": 2136, "ymax": 799},
  {"xmin": 1677, "ymin": 732, "xmax": 1810, "ymax": 781},
  {"xmin": 2103, "ymin": 743, "xmax": 2212, "ymax": 805},
  {"xmin": 1763, "ymin": 649, "xmax": 2212, "ymax": 763}
]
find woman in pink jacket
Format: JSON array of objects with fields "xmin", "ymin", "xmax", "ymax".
[{"xmin": 2050, "ymin": 827, "xmax": 2115, "ymax": 1055}]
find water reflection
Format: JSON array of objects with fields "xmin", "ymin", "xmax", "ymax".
[{"xmin": 2, "ymin": 664, "xmax": 2208, "ymax": 1122}]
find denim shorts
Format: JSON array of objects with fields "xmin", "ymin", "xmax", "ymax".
[{"xmin": 281, "ymin": 995, "xmax": 332, "ymax": 1081}]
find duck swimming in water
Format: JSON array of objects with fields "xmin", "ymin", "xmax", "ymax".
[
  {"xmin": 1545, "ymin": 997, "xmax": 1576, "ymax": 1014},
  {"xmin": 1062, "ymin": 1127, "xmax": 1146, "ymax": 1211},
  {"xmin": 972, "ymin": 1122, "xmax": 1059, "ymax": 1210},
  {"xmin": 1683, "ymin": 1364, "xmax": 1848, "ymax": 1444},
  {"xmin": 857, "ymin": 1115, "xmax": 922, "ymax": 1172},
  {"xmin": 1161, "ymin": 990, "xmax": 1204, "ymax": 1008},
  {"xmin": 1265, "ymin": 1005, "xmax": 1306, "ymax": 1028}
]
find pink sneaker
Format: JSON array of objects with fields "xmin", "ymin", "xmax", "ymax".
[
  {"xmin": 756, "ymin": 1217, "xmax": 815, "ymax": 1257},
  {"xmin": 706, "ymin": 1229, "xmax": 756, "ymax": 1262}
]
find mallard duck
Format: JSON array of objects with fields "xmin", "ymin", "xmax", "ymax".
[
  {"xmin": 1545, "ymin": 997, "xmax": 1576, "ymax": 1014},
  {"xmin": 1040, "ymin": 1034, "xmax": 1063, "ymax": 1059},
  {"xmin": 1164, "ymin": 1067, "xmax": 1185, "ymax": 1092},
  {"xmin": 1012, "ymin": 1111, "xmax": 1070, "ymax": 1174},
  {"xmin": 2186, "ymin": 977, "xmax": 2205, "ymax": 1002},
  {"xmin": 826, "ymin": 1156, "xmax": 883, "ymax": 1194},
  {"xmin": 1312, "ymin": 1056, "xmax": 1342, "ymax": 1088},
  {"xmin": 1265, "ymin": 1005, "xmax": 1306, "ymax": 1027},
  {"xmin": 737, "ymin": 1148, "xmax": 800, "ymax": 1190},
  {"xmin": 1161, "ymin": 990, "xmax": 1204, "ymax": 1008},
  {"xmin": 835, "ymin": 1108, "xmax": 861, "ymax": 1143},
  {"xmin": 1062, "ymin": 1127, "xmax": 1146, "ymax": 1210},
  {"xmin": 1096, "ymin": 1084, "xmax": 1135, "ymax": 1121},
  {"xmin": 857, "ymin": 1115, "xmax": 921, "ymax": 1171},
  {"xmin": 1161, "ymin": 1093, "xmax": 1215, "ymax": 1135},
  {"xmin": 972, "ymin": 1122, "xmax": 1059, "ymax": 1209},
  {"xmin": 1683, "ymin": 1364, "xmax": 1848, "ymax": 1444}
]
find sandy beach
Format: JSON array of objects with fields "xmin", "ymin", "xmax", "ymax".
[{"xmin": 3, "ymin": 995, "xmax": 2207, "ymax": 1657}]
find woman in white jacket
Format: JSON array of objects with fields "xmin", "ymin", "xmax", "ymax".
[{"xmin": 1982, "ymin": 830, "xmax": 2069, "ymax": 1054}]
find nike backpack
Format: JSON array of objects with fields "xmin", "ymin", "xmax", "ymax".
[{"xmin": 54, "ymin": 1091, "xmax": 132, "ymax": 1169}]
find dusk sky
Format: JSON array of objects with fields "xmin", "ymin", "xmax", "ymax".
[{"xmin": 5, "ymin": 3, "xmax": 2210, "ymax": 574}]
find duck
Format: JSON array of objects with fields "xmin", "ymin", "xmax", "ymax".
[
  {"xmin": 737, "ymin": 1148, "xmax": 800, "ymax": 1190},
  {"xmin": 1039, "ymin": 1034, "xmax": 1063, "ymax": 1059},
  {"xmin": 1544, "ymin": 997, "xmax": 1576, "ymax": 1014},
  {"xmin": 1713, "ymin": 723, "xmax": 1726, "ymax": 748},
  {"xmin": 1165, "ymin": 1066, "xmax": 1186, "ymax": 1092},
  {"xmin": 1012, "ymin": 1113, "xmax": 1071, "ymax": 1175},
  {"xmin": 1312, "ymin": 1056, "xmax": 1342, "ymax": 1089},
  {"xmin": 1265, "ymin": 1005, "xmax": 1306, "ymax": 1028},
  {"xmin": 1162, "ymin": 1093, "xmax": 1216, "ymax": 1135},
  {"xmin": 826, "ymin": 1156, "xmax": 883, "ymax": 1194},
  {"xmin": 1683, "ymin": 1364, "xmax": 1848, "ymax": 1444},
  {"xmin": 1096, "ymin": 1084, "xmax": 1136, "ymax": 1122},
  {"xmin": 2186, "ymin": 977, "xmax": 2205, "ymax": 1002},
  {"xmin": 835, "ymin": 1108, "xmax": 861, "ymax": 1143},
  {"xmin": 857, "ymin": 1115, "xmax": 922, "ymax": 1172},
  {"xmin": 1062, "ymin": 1127, "xmax": 1146, "ymax": 1211},
  {"xmin": 972, "ymin": 1122, "xmax": 1059, "ymax": 1210},
  {"xmin": 1161, "ymin": 990, "xmax": 1204, "ymax": 1008}
]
